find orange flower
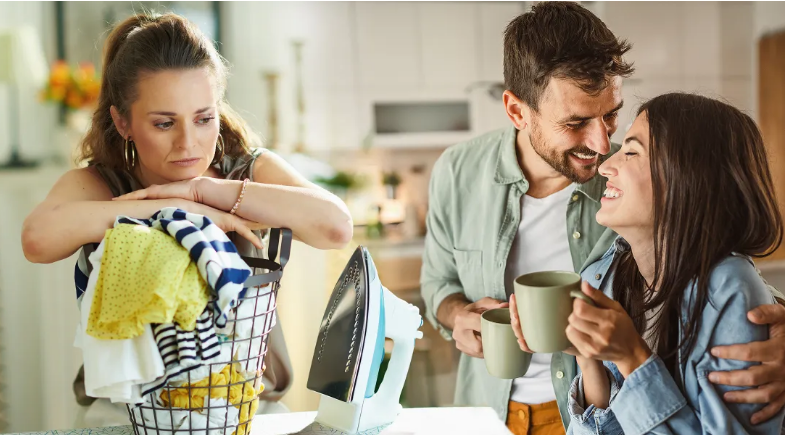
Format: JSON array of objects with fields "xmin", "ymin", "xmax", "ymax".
[
  {"xmin": 65, "ymin": 91, "xmax": 83, "ymax": 109},
  {"xmin": 49, "ymin": 60, "xmax": 70, "ymax": 86},
  {"xmin": 49, "ymin": 85, "xmax": 66, "ymax": 102},
  {"xmin": 41, "ymin": 60, "xmax": 101, "ymax": 110}
]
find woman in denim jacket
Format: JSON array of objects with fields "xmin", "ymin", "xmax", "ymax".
[{"xmin": 514, "ymin": 92, "xmax": 785, "ymax": 434}]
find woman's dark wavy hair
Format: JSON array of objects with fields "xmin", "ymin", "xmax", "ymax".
[{"xmin": 612, "ymin": 93, "xmax": 783, "ymax": 384}]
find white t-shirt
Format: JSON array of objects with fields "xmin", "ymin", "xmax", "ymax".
[{"xmin": 505, "ymin": 183, "xmax": 576, "ymax": 404}]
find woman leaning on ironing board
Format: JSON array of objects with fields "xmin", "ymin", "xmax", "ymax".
[{"xmin": 21, "ymin": 12, "xmax": 352, "ymax": 426}]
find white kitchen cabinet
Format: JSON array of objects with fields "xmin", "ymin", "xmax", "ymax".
[
  {"xmin": 719, "ymin": 2, "xmax": 754, "ymax": 79},
  {"xmin": 681, "ymin": 1, "xmax": 721, "ymax": 79},
  {"xmin": 604, "ymin": 2, "xmax": 754, "ymax": 82},
  {"xmin": 354, "ymin": 2, "xmax": 488, "ymax": 92},
  {"xmin": 613, "ymin": 78, "xmax": 683, "ymax": 144},
  {"xmin": 719, "ymin": 78, "xmax": 754, "ymax": 114},
  {"xmin": 354, "ymin": 2, "xmax": 421, "ymax": 90},
  {"xmin": 472, "ymin": 2, "xmax": 527, "ymax": 136},
  {"xmin": 223, "ymin": 2, "xmax": 361, "ymax": 153},
  {"xmin": 354, "ymin": 2, "xmax": 522, "ymax": 91},
  {"xmin": 604, "ymin": 2, "xmax": 683, "ymax": 80},
  {"xmin": 418, "ymin": 2, "xmax": 479, "ymax": 89},
  {"xmin": 603, "ymin": 1, "xmax": 756, "ymax": 144},
  {"xmin": 224, "ymin": 1, "xmax": 527, "ymax": 151},
  {"xmin": 471, "ymin": 90, "xmax": 510, "ymax": 137},
  {"xmin": 477, "ymin": 2, "xmax": 526, "ymax": 82},
  {"xmin": 353, "ymin": 2, "xmax": 524, "ymax": 148}
]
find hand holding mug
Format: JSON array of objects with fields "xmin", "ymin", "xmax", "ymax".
[
  {"xmin": 565, "ymin": 281, "xmax": 652, "ymax": 377},
  {"xmin": 452, "ymin": 297, "xmax": 508, "ymax": 358}
]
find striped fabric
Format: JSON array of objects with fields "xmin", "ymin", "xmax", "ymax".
[
  {"xmin": 140, "ymin": 308, "xmax": 222, "ymax": 397},
  {"xmin": 74, "ymin": 243, "xmax": 98, "ymax": 301},
  {"xmin": 76, "ymin": 207, "xmax": 252, "ymax": 328}
]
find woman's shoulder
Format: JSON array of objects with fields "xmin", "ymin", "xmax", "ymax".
[
  {"xmin": 581, "ymin": 236, "xmax": 628, "ymax": 292},
  {"xmin": 219, "ymin": 147, "xmax": 266, "ymax": 180},
  {"xmin": 705, "ymin": 254, "xmax": 775, "ymax": 310},
  {"xmin": 46, "ymin": 166, "xmax": 115, "ymax": 200}
]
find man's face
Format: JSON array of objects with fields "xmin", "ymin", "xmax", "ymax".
[{"xmin": 527, "ymin": 76, "xmax": 623, "ymax": 184}]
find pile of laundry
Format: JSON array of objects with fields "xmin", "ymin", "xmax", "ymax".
[{"xmin": 73, "ymin": 207, "xmax": 274, "ymax": 435}]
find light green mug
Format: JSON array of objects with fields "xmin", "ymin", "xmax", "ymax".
[
  {"xmin": 513, "ymin": 271, "xmax": 594, "ymax": 353},
  {"xmin": 481, "ymin": 308, "xmax": 532, "ymax": 379}
]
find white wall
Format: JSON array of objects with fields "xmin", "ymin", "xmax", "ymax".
[
  {"xmin": 0, "ymin": 167, "xmax": 83, "ymax": 433},
  {"xmin": 750, "ymin": 1, "xmax": 785, "ymax": 123},
  {"xmin": 603, "ymin": 1, "xmax": 756, "ymax": 143},
  {"xmin": 222, "ymin": 2, "xmax": 361, "ymax": 154},
  {"xmin": 754, "ymin": 1, "xmax": 785, "ymax": 40},
  {"xmin": 0, "ymin": 4, "xmax": 79, "ymax": 432}
]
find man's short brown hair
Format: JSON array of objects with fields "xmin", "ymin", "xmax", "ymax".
[{"xmin": 503, "ymin": 2, "xmax": 634, "ymax": 111}]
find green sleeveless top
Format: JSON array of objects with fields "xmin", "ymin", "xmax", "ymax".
[{"xmin": 73, "ymin": 147, "xmax": 293, "ymax": 406}]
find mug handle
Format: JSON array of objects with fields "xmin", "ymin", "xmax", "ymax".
[{"xmin": 570, "ymin": 290, "xmax": 596, "ymax": 306}]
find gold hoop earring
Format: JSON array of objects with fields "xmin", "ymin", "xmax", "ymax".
[
  {"xmin": 124, "ymin": 136, "xmax": 136, "ymax": 171},
  {"xmin": 212, "ymin": 134, "xmax": 225, "ymax": 166}
]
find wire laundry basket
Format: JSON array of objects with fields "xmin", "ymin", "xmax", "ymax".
[{"xmin": 127, "ymin": 228, "xmax": 292, "ymax": 435}]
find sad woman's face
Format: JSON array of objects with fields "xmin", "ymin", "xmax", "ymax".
[{"xmin": 111, "ymin": 67, "xmax": 220, "ymax": 187}]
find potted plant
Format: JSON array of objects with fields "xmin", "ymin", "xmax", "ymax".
[
  {"xmin": 382, "ymin": 171, "xmax": 401, "ymax": 199},
  {"xmin": 314, "ymin": 171, "xmax": 363, "ymax": 199}
]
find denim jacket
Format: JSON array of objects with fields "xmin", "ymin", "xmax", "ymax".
[{"xmin": 567, "ymin": 238, "xmax": 785, "ymax": 435}]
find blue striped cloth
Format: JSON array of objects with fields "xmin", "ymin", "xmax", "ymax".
[
  {"xmin": 140, "ymin": 307, "xmax": 223, "ymax": 397},
  {"xmin": 75, "ymin": 207, "xmax": 252, "ymax": 328}
]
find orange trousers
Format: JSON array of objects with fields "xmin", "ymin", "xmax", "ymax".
[{"xmin": 506, "ymin": 400, "xmax": 565, "ymax": 435}]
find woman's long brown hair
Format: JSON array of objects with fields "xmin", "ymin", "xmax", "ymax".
[
  {"xmin": 612, "ymin": 93, "xmax": 783, "ymax": 382},
  {"xmin": 78, "ymin": 12, "xmax": 261, "ymax": 171}
]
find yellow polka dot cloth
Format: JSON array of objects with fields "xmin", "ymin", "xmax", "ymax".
[
  {"xmin": 159, "ymin": 363, "xmax": 264, "ymax": 435},
  {"xmin": 87, "ymin": 224, "xmax": 210, "ymax": 340}
]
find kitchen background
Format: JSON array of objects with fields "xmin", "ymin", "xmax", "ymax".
[{"xmin": 1, "ymin": 1, "xmax": 785, "ymax": 432}]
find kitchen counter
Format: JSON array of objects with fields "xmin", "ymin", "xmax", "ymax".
[
  {"xmin": 351, "ymin": 231, "xmax": 425, "ymax": 297},
  {"xmin": 352, "ymin": 232, "xmax": 425, "ymax": 260},
  {"xmin": 4, "ymin": 408, "xmax": 512, "ymax": 435}
]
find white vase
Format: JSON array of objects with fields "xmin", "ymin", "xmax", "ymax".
[
  {"xmin": 66, "ymin": 109, "xmax": 92, "ymax": 134},
  {"xmin": 54, "ymin": 109, "xmax": 92, "ymax": 166}
]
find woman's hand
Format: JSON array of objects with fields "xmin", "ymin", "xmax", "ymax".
[
  {"xmin": 566, "ymin": 281, "xmax": 652, "ymax": 377},
  {"xmin": 114, "ymin": 178, "xmax": 202, "ymax": 203}
]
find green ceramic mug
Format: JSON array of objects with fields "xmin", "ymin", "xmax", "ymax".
[
  {"xmin": 481, "ymin": 308, "xmax": 533, "ymax": 379},
  {"xmin": 513, "ymin": 271, "xmax": 594, "ymax": 353}
]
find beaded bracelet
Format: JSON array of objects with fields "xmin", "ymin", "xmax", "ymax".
[{"xmin": 230, "ymin": 178, "xmax": 249, "ymax": 215}]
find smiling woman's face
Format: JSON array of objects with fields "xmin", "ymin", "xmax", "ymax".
[
  {"xmin": 112, "ymin": 67, "xmax": 220, "ymax": 186},
  {"xmin": 595, "ymin": 111, "xmax": 655, "ymax": 237}
]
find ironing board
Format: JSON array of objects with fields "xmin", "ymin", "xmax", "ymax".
[{"xmin": 5, "ymin": 408, "xmax": 513, "ymax": 435}]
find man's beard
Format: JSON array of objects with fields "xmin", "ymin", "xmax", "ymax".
[{"xmin": 529, "ymin": 123, "xmax": 604, "ymax": 184}]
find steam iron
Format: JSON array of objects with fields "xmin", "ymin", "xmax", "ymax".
[{"xmin": 307, "ymin": 246, "xmax": 423, "ymax": 434}]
